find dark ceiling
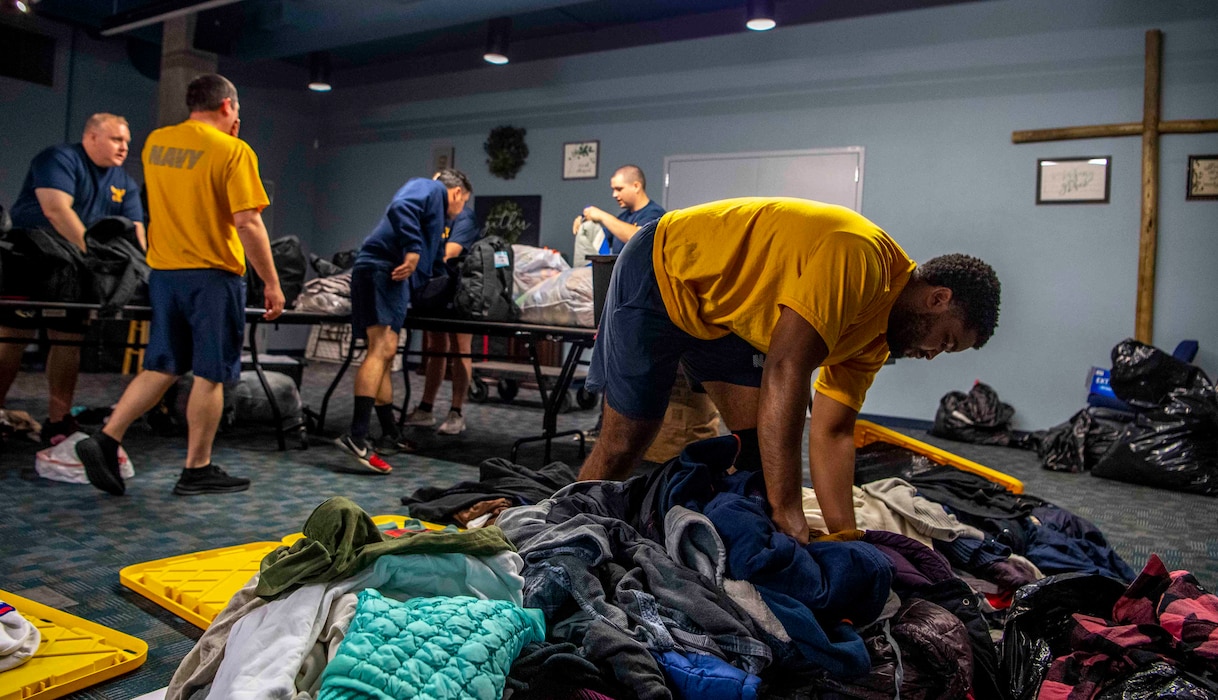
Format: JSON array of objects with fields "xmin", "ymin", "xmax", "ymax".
[{"xmin": 28, "ymin": 0, "xmax": 983, "ymax": 87}]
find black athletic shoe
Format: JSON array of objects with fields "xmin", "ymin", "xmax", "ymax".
[
  {"xmin": 172, "ymin": 464, "xmax": 251, "ymax": 496},
  {"xmin": 373, "ymin": 433, "xmax": 418, "ymax": 456},
  {"xmin": 334, "ymin": 434, "xmax": 393, "ymax": 474},
  {"xmin": 74, "ymin": 434, "xmax": 126, "ymax": 496}
]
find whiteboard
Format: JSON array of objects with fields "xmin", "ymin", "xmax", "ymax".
[{"xmin": 663, "ymin": 147, "xmax": 864, "ymax": 212}]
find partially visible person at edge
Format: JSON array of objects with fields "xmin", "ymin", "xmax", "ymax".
[
  {"xmin": 578, "ymin": 197, "xmax": 1001, "ymax": 544},
  {"xmin": 0, "ymin": 113, "xmax": 146, "ymax": 447},
  {"xmin": 404, "ymin": 202, "xmax": 481, "ymax": 436},
  {"xmin": 335, "ymin": 168, "xmax": 472, "ymax": 473},
  {"xmin": 75, "ymin": 74, "xmax": 284, "ymax": 497}
]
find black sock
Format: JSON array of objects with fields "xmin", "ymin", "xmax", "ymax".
[
  {"xmin": 351, "ymin": 396, "xmax": 375, "ymax": 440},
  {"xmin": 375, "ymin": 404, "xmax": 398, "ymax": 437},
  {"xmin": 417, "ymin": 401, "xmax": 433, "ymax": 414},
  {"xmin": 732, "ymin": 429, "xmax": 762, "ymax": 471},
  {"xmin": 96, "ymin": 432, "xmax": 121, "ymax": 454},
  {"xmin": 449, "ymin": 406, "xmax": 462, "ymax": 417}
]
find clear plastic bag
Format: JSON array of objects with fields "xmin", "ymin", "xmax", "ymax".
[
  {"xmin": 511, "ymin": 244, "xmax": 569, "ymax": 296},
  {"xmin": 517, "ymin": 267, "xmax": 594, "ymax": 327}
]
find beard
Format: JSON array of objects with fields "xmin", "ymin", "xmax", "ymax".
[{"xmin": 886, "ymin": 305, "xmax": 937, "ymax": 358}]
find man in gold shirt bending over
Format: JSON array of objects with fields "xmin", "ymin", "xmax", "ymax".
[{"xmin": 579, "ymin": 198, "xmax": 1001, "ymax": 543}]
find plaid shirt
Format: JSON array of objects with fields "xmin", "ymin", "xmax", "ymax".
[{"xmin": 1038, "ymin": 554, "xmax": 1218, "ymax": 699}]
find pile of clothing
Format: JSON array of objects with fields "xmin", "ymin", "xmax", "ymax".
[
  {"xmin": 169, "ymin": 437, "xmax": 1214, "ymax": 699},
  {"xmin": 294, "ymin": 251, "xmax": 356, "ymax": 315}
]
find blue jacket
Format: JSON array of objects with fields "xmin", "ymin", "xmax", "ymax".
[{"xmin": 660, "ymin": 435, "xmax": 894, "ymax": 677}]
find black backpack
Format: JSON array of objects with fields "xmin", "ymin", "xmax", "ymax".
[
  {"xmin": 247, "ymin": 235, "xmax": 307, "ymax": 309},
  {"xmin": 453, "ymin": 236, "xmax": 519, "ymax": 322}
]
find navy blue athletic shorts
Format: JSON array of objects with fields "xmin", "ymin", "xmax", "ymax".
[
  {"xmin": 585, "ymin": 221, "xmax": 767, "ymax": 422},
  {"xmin": 143, "ymin": 269, "xmax": 245, "ymax": 383},
  {"xmin": 350, "ymin": 264, "xmax": 409, "ymax": 339}
]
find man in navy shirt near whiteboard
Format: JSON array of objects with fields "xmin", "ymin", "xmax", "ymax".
[
  {"xmin": 0, "ymin": 113, "xmax": 146, "ymax": 447},
  {"xmin": 404, "ymin": 203, "xmax": 481, "ymax": 436},
  {"xmin": 571, "ymin": 164, "xmax": 665, "ymax": 254},
  {"xmin": 336, "ymin": 168, "xmax": 471, "ymax": 473}
]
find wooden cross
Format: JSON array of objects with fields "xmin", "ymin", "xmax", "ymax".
[{"xmin": 1012, "ymin": 29, "xmax": 1218, "ymax": 344}]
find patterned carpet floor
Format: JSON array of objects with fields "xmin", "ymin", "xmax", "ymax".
[{"xmin": 0, "ymin": 359, "xmax": 1214, "ymax": 698}]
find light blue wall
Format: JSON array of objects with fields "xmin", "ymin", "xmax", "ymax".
[
  {"xmin": 0, "ymin": 16, "xmax": 319, "ymax": 255},
  {"xmin": 314, "ymin": 0, "xmax": 1218, "ymax": 429}
]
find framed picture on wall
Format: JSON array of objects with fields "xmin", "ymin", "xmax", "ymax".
[
  {"xmin": 1187, "ymin": 155, "xmax": 1218, "ymax": 200},
  {"xmin": 563, "ymin": 140, "xmax": 599, "ymax": 180},
  {"xmin": 1036, "ymin": 156, "xmax": 1111, "ymax": 204},
  {"xmin": 431, "ymin": 145, "xmax": 455, "ymax": 173}
]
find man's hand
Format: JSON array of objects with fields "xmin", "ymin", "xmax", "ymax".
[
  {"xmin": 582, "ymin": 205, "xmax": 610, "ymax": 224},
  {"xmin": 262, "ymin": 282, "xmax": 285, "ymax": 320},
  {"xmin": 771, "ymin": 503, "xmax": 811, "ymax": 545},
  {"xmin": 572, "ymin": 215, "xmax": 583, "ymax": 235},
  {"xmin": 392, "ymin": 252, "xmax": 420, "ymax": 282}
]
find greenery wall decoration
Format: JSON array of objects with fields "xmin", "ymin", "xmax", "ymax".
[{"xmin": 484, "ymin": 125, "xmax": 529, "ymax": 180}]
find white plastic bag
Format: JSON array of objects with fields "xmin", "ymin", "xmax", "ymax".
[
  {"xmin": 511, "ymin": 244, "xmax": 570, "ymax": 296},
  {"xmin": 517, "ymin": 267, "xmax": 594, "ymax": 327},
  {"xmin": 573, "ymin": 220, "xmax": 605, "ymax": 267},
  {"xmin": 35, "ymin": 432, "xmax": 134, "ymax": 484}
]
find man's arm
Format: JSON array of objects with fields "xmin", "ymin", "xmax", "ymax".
[
  {"xmin": 758, "ymin": 306, "xmax": 831, "ymax": 545},
  {"xmin": 133, "ymin": 222, "xmax": 147, "ymax": 251},
  {"xmin": 807, "ymin": 391, "xmax": 859, "ymax": 534},
  {"xmin": 444, "ymin": 242, "xmax": 464, "ymax": 261},
  {"xmin": 233, "ymin": 208, "xmax": 284, "ymax": 320},
  {"xmin": 582, "ymin": 206, "xmax": 639, "ymax": 244},
  {"xmin": 33, "ymin": 188, "xmax": 87, "ymax": 252}
]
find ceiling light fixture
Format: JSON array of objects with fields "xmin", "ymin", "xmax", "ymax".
[
  {"xmin": 2, "ymin": 0, "xmax": 38, "ymax": 14},
  {"xmin": 308, "ymin": 51, "xmax": 332, "ymax": 92},
  {"xmin": 745, "ymin": 0, "xmax": 776, "ymax": 31},
  {"xmin": 483, "ymin": 17, "xmax": 511, "ymax": 65}
]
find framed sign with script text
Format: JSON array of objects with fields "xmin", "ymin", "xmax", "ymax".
[
  {"xmin": 1036, "ymin": 156, "xmax": 1111, "ymax": 204},
  {"xmin": 563, "ymin": 140, "xmax": 599, "ymax": 180},
  {"xmin": 1187, "ymin": 155, "xmax": 1218, "ymax": 200}
]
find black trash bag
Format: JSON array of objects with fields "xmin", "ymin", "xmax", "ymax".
[
  {"xmin": 330, "ymin": 249, "xmax": 357, "ymax": 271},
  {"xmin": 1031, "ymin": 407, "xmax": 1135, "ymax": 473},
  {"xmin": 1091, "ymin": 384, "xmax": 1218, "ymax": 495},
  {"xmin": 931, "ymin": 382, "xmax": 1033, "ymax": 448},
  {"xmin": 309, "ymin": 253, "xmax": 343, "ymax": 278},
  {"xmin": 247, "ymin": 235, "xmax": 307, "ymax": 309},
  {"xmin": 1001, "ymin": 573, "xmax": 1129, "ymax": 700},
  {"xmin": 0, "ymin": 226, "xmax": 87, "ymax": 302},
  {"xmin": 1095, "ymin": 661, "xmax": 1218, "ymax": 700},
  {"xmin": 1109, "ymin": 338, "xmax": 1209, "ymax": 409}
]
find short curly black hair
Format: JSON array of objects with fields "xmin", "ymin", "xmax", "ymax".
[{"xmin": 917, "ymin": 254, "xmax": 1001, "ymax": 348}]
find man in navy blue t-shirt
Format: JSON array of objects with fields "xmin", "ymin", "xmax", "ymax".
[
  {"xmin": 571, "ymin": 164, "xmax": 665, "ymax": 255},
  {"xmin": 336, "ymin": 169, "xmax": 471, "ymax": 473},
  {"xmin": 1, "ymin": 113, "xmax": 146, "ymax": 446},
  {"xmin": 405, "ymin": 203, "xmax": 482, "ymax": 436}
]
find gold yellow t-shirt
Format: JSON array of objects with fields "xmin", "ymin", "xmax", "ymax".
[
  {"xmin": 142, "ymin": 120, "xmax": 269, "ymax": 275},
  {"xmin": 651, "ymin": 198, "xmax": 915, "ymax": 411}
]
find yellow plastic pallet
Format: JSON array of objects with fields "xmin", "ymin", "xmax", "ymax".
[
  {"xmin": 120, "ymin": 516, "xmax": 448, "ymax": 630},
  {"xmin": 0, "ymin": 590, "xmax": 147, "ymax": 700},
  {"xmin": 854, "ymin": 419, "xmax": 1023, "ymax": 494}
]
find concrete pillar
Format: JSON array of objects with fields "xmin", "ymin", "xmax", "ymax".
[{"xmin": 156, "ymin": 15, "xmax": 217, "ymax": 127}]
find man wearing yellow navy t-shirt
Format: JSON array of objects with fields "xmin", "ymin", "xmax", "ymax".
[
  {"xmin": 75, "ymin": 74, "xmax": 284, "ymax": 497},
  {"xmin": 579, "ymin": 198, "xmax": 1001, "ymax": 544}
]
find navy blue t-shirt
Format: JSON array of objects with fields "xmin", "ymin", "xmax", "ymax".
[
  {"xmin": 446, "ymin": 206, "xmax": 481, "ymax": 252},
  {"xmin": 355, "ymin": 178, "xmax": 448, "ymax": 279},
  {"xmin": 606, "ymin": 199, "xmax": 666, "ymax": 254},
  {"xmin": 9, "ymin": 143, "xmax": 143, "ymax": 230}
]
